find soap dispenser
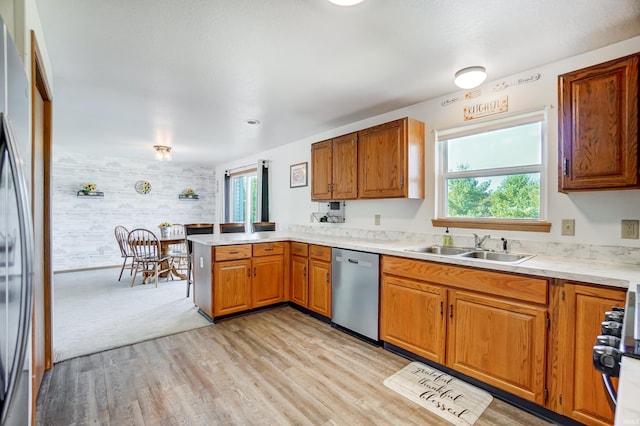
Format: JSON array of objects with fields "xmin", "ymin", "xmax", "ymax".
[{"xmin": 443, "ymin": 228, "xmax": 452, "ymax": 247}]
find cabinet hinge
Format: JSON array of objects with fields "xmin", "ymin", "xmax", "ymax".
[
  {"xmin": 546, "ymin": 312, "xmax": 551, "ymax": 331},
  {"xmin": 544, "ymin": 388, "xmax": 548, "ymax": 403},
  {"xmin": 562, "ymin": 290, "xmax": 565, "ymax": 301},
  {"xmin": 559, "ymin": 394, "xmax": 563, "ymax": 405},
  {"xmin": 562, "ymin": 157, "xmax": 568, "ymax": 176},
  {"xmin": 400, "ymin": 175, "xmax": 404, "ymax": 189}
]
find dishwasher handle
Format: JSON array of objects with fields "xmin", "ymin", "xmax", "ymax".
[{"xmin": 335, "ymin": 255, "xmax": 373, "ymax": 268}]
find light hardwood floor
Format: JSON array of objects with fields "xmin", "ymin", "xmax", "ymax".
[{"xmin": 36, "ymin": 306, "xmax": 551, "ymax": 425}]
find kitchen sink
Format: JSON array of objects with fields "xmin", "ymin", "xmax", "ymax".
[
  {"xmin": 460, "ymin": 251, "xmax": 532, "ymax": 262},
  {"xmin": 406, "ymin": 246, "xmax": 471, "ymax": 256}
]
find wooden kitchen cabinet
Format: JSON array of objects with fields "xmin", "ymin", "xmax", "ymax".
[
  {"xmin": 447, "ymin": 289, "xmax": 547, "ymax": 404},
  {"xmin": 290, "ymin": 242, "xmax": 308, "ymax": 306},
  {"xmin": 311, "ymin": 133, "xmax": 358, "ymax": 201},
  {"xmin": 358, "ymin": 117, "xmax": 425, "ymax": 199},
  {"xmin": 308, "ymin": 245, "xmax": 332, "ymax": 317},
  {"xmin": 380, "ymin": 274, "xmax": 446, "ymax": 364},
  {"xmin": 555, "ymin": 281, "xmax": 626, "ymax": 426},
  {"xmin": 380, "ymin": 255, "xmax": 548, "ymax": 405},
  {"xmin": 558, "ymin": 53, "xmax": 639, "ymax": 192},
  {"xmin": 252, "ymin": 244, "xmax": 284, "ymax": 308},
  {"xmin": 214, "ymin": 258, "xmax": 252, "ymax": 316}
]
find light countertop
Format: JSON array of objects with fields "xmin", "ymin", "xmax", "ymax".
[{"xmin": 189, "ymin": 231, "xmax": 640, "ymax": 290}]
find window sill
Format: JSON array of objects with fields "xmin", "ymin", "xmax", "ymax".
[{"xmin": 432, "ymin": 218, "xmax": 551, "ymax": 233}]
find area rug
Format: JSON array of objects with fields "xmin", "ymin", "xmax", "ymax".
[
  {"xmin": 384, "ymin": 361, "xmax": 493, "ymax": 426},
  {"xmin": 53, "ymin": 268, "xmax": 211, "ymax": 362}
]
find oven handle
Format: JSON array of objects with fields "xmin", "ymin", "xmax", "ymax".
[{"xmin": 602, "ymin": 373, "xmax": 617, "ymax": 406}]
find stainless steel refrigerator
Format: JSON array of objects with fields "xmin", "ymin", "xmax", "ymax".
[{"xmin": 0, "ymin": 16, "xmax": 34, "ymax": 426}]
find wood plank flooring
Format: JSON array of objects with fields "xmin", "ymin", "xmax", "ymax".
[{"xmin": 36, "ymin": 306, "xmax": 551, "ymax": 425}]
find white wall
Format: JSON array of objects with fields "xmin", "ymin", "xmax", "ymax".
[
  {"xmin": 216, "ymin": 36, "xmax": 640, "ymax": 255},
  {"xmin": 52, "ymin": 151, "xmax": 216, "ymax": 271}
]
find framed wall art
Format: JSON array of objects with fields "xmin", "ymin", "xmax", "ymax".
[{"xmin": 290, "ymin": 162, "xmax": 308, "ymax": 188}]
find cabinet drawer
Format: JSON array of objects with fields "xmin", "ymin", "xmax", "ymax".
[
  {"xmin": 215, "ymin": 245, "xmax": 252, "ymax": 261},
  {"xmin": 309, "ymin": 245, "xmax": 331, "ymax": 262},
  {"xmin": 253, "ymin": 242, "xmax": 284, "ymax": 257},
  {"xmin": 291, "ymin": 242, "xmax": 308, "ymax": 257},
  {"xmin": 382, "ymin": 256, "xmax": 548, "ymax": 305}
]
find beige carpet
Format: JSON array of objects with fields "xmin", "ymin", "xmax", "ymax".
[
  {"xmin": 53, "ymin": 268, "xmax": 211, "ymax": 362},
  {"xmin": 384, "ymin": 361, "xmax": 493, "ymax": 426}
]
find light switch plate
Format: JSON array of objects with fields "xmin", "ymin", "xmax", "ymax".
[
  {"xmin": 374, "ymin": 214, "xmax": 381, "ymax": 226},
  {"xmin": 561, "ymin": 219, "xmax": 575, "ymax": 236}
]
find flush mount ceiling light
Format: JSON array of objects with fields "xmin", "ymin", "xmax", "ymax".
[
  {"xmin": 153, "ymin": 145, "xmax": 172, "ymax": 161},
  {"xmin": 454, "ymin": 66, "xmax": 487, "ymax": 89},
  {"xmin": 244, "ymin": 119, "xmax": 261, "ymax": 125},
  {"xmin": 328, "ymin": 0, "xmax": 365, "ymax": 6}
]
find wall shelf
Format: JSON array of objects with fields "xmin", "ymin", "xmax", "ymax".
[
  {"xmin": 179, "ymin": 194, "xmax": 199, "ymax": 200},
  {"xmin": 77, "ymin": 191, "xmax": 104, "ymax": 197}
]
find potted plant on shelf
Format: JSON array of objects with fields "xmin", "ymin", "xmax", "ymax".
[
  {"xmin": 158, "ymin": 221, "xmax": 172, "ymax": 238},
  {"xmin": 81, "ymin": 182, "xmax": 96, "ymax": 195},
  {"xmin": 180, "ymin": 188, "xmax": 198, "ymax": 199}
]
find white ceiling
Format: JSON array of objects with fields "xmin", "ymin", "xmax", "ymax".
[{"xmin": 36, "ymin": 0, "xmax": 640, "ymax": 165}]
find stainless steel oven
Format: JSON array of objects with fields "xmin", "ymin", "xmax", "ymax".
[{"xmin": 592, "ymin": 284, "xmax": 639, "ymax": 408}]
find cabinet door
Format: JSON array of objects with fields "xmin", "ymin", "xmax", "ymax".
[
  {"xmin": 380, "ymin": 274, "xmax": 446, "ymax": 364},
  {"xmin": 291, "ymin": 255, "xmax": 308, "ymax": 307},
  {"xmin": 358, "ymin": 119, "xmax": 406, "ymax": 198},
  {"xmin": 559, "ymin": 54, "xmax": 639, "ymax": 191},
  {"xmin": 308, "ymin": 259, "xmax": 331, "ymax": 317},
  {"xmin": 561, "ymin": 283, "xmax": 626, "ymax": 426},
  {"xmin": 214, "ymin": 259, "xmax": 252, "ymax": 316},
  {"xmin": 446, "ymin": 289, "xmax": 547, "ymax": 404},
  {"xmin": 252, "ymin": 255, "xmax": 284, "ymax": 308},
  {"xmin": 311, "ymin": 140, "xmax": 332, "ymax": 200},
  {"xmin": 332, "ymin": 133, "xmax": 358, "ymax": 199}
]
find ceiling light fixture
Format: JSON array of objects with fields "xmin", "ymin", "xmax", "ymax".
[
  {"xmin": 153, "ymin": 145, "xmax": 172, "ymax": 161},
  {"xmin": 328, "ymin": 0, "xmax": 365, "ymax": 6},
  {"xmin": 245, "ymin": 119, "xmax": 261, "ymax": 125},
  {"xmin": 454, "ymin": 66, "xmax": 487, "ymax": 89}
]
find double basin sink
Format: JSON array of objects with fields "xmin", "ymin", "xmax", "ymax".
[{"xmin": 405, "ymin": 245, "xmax": 534, "ymax": 263}]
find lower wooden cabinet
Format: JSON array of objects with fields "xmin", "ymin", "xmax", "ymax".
[
  {"xmin": 380, "ymin": 274, "xmax": 446, "ymax": 364},
  {"xmin": 380, "ymin": 255, "xmax": 548, "ymax": 405},
  {"xmin": 557, "ymin": 282, "xmax": 626, "ymax": 426},
  {"xmin": 210, "ymin": 243, "xmax": 284, "ymax": 317},
  {"xmin": 290, "ymin": 253, "xmax": 308, "ymax": 306},
  {"xmin": 252, "ymin": 255, "xmax": 284, "ymax": 308},
  {"xmin": 214, "ymin": 259, "xmax": 252, "ymax": 316},
  {"xmin": 308, "ymin": 245, "xmax": 332, "ymax": 317},
  {"xmin": 447, "ymin": 289, "xmax": 547, "ymax": 404}
]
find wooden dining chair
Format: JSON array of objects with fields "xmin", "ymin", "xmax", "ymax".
[
  {"xmin": 252, "ymin": 222, "xmax": 276, "ymax": 232},
  {"xmin": 184, "ymin": 223, "xmax": 215, "ymax": 298},
  {"xmin": 114, "ymin": 225, "xmax": 137, "ymax": 281},
  {"xmin": 127, "ymin": 228, "xmax": 171, "ymax": 287},
  {"xmin": 168, "ymin": 223, "xmax": 188, "ymax": 277},
  {"xmin": 219, "ymin": 223, "xmax": 246, "ymax": 233}
]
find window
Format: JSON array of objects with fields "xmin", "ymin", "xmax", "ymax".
[
  {"xmin": 228, "ymin": 170, "xmax": 258, "ymax": 224},
  {"xmin": 435, "ymin": 110, "xmax": 550, "ymax": 232}
]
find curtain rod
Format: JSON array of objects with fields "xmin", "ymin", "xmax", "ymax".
[{"xmin": 225, "ymin": 159, "xmax": 268, "ymax": 175}]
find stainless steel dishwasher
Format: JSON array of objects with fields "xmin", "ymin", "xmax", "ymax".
[{"xmin": 331, "ymin": 248, "xmax": 380, "ymax": 341}]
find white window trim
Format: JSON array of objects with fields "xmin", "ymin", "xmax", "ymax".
[{"xmin": 435, "ymin": 107, "xmax": 549, "ymax": 222}]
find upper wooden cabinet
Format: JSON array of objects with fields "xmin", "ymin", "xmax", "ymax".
[
  {"xmin": 358, "ymin": 117, "xmax": 425, "ymax": 199},
  {"xmin": 558, "ymin": 53, "xmax": 639, "ymax": 192},
  {"xmin": 311, "ymin": 133, "xmax": 358, "ymax": 201}
]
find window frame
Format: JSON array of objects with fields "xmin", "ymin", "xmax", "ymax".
[{"xmin": 433, "ymin": 109, "xmax": 551, "ymax": 233}]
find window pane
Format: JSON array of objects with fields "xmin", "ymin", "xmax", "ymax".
[
  {"xmin": 447, "ymin": 173, "xmax": 540, "ymax": 219},
  {"xmin": 249, "ymin": 175, "xmax": 258, "ymax": 223},
  {"xmin": 446, "ymin": 122, "xmax": 542, "ymax": 172},
  {"xmin": 232, "ymin": 176, "xmax": 246, "ymax": 222}
]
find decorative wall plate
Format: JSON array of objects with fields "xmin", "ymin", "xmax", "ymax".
[{"xmin": 135, "ymin": 180, "xmax": 151, "ymax": 194}]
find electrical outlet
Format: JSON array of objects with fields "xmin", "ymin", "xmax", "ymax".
[
  {"xmin": 374, "ymin": 214, "xmax": 381, "ymax": 226},
  {"xmin": 621, "ymin": 219, "xmax": 639, "ymax": 239},
  {"xmin": 561, "ymin": 219, "xmax": 575, "ymax": 236}
]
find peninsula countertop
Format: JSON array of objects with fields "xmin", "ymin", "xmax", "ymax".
[{"xmin": 188, "ymin": 231, "xmax": 640, "ymax": 290}]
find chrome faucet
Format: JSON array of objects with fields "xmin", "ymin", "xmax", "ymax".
[{"xmin": 473, "ymin": 233, "xmax": 491, "ymax": 250}]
